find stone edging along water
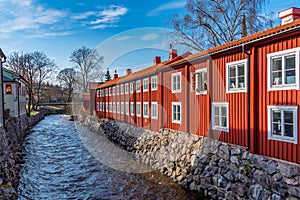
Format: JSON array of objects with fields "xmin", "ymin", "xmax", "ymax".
[
  {"xmin": 0, "ymin": 108, "xmax": 64, "ymax": 200},
  {"xmin": 78, "ymin": 115, "xmax": 300, "ymax": 200}
]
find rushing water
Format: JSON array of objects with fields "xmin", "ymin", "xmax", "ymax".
[{"xmin": 17, "ymin": 115, "xmax": 202, "ymax": 199}]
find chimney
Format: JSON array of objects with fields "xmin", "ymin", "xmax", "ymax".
[
  {"xmin": 126, "ymin": 68, "xmax": 132, "ymax": 76},
  {"xmin": 113, "ymin": 70, "xmax": 118, "ymax": 79},
  {"xmin": 169, "ymin": 49, "xmax": 178, "ymax": 60},
  {"xmin": 278, "ymin": 7, "xmax": 300, "ymax": 25},
  {"xmin": 154, "ymin": 56, "xmax": 161, "ymax": 65}
]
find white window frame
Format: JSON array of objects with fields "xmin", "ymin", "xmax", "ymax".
[
  {"xmin": 172, "ymin": 102, "xmax": 181, "ymax": 124},
  {"xmin": 130, "ymin": 102, "xmax": 135, "ymax": 116},
  {"xmin": 226, "ymin": 59, "xmax": 247, "ymax": 93},
  {"xmin": 136, "ymin": 102, "xmax": 141, "ymax": 117},
  {"xmin": 106, "ymin": 102, "xmax": 108, "ymax": 112},
  {"xmin": 143, "ymin": 78, "xmax": 149, "ymax": 92},
  {"xmin": 121, "ymin": 102, "xmax": 124, "ymax": 114},
  {"xmin": 120, "ymin": 84, "xmax": 124, "ymax": 95},
  {"xmin": 105, "ymin": 88, "xmax": 108, "ymax": 96},
  {"xmin": 125, "ymin": 83, "xmax": 129, "ymax": 94},
  {"xmin": 109, "ymin": 102, "xmax": 112, "ymax": 112},
  {"xmin": 112, "ymin": 86, "xmax": 115, "ymax": 96},
  {"xmin": 116, "ymin": 85, "xmax": 119, "ymax": 95},
  {"xmin": 136, "ymin": 80, "xmax": 141, "ymax": 93},
  {"xmin": 143, "ymin": 102, "xmax": 149, "ymax": 118},
  {"xmin": 151, "ymin": 102, "xmax": 158, "ymax": 120},
  {"xmin": 117, "ymin": 102, "xmax": 120, "ymax": 113},
  {"xmin": 211, "ymin": 102, "xmax": 229, "ymax": 132},
  {"xmin": 151, "ymin": 76, "xmax": 158, "ymax": 91},
  {"xmin": 130, "ymin": 82, "xmax": 134, "ymax": 94},
  {"xmin": 195, "ymin": 68, "xmax": 208, "ymax": 95},
  {"xmin": 109, "ymin": 88, "xmax": 112, "ymax": 96},
  {"xmin": 172, "ymin": 72, "xmax": 181, "ymax": 93},
  {"xmin": 267, "ymin": 48, "xmax": 300, "ymax": 91},
  {"xmin": 267, "ymin": 105, "xmax": 298, "ymax": 144},
  {"xmin": 113, "ymin": 102, "xmax": 116, "ymax": 113},
  {"xmin": 125, "ymin": 102, "xmax": 129, "ymax": 115}
]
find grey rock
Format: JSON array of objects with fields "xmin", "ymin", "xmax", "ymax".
[
  {"xmin": 268, "ymin": 194, "xmax": 283, "ymax": 200},
  {"xmin": 267, "ymin": 161, "xmax": 277, "ymax": 175},
  {"xmin": 249, "ymin": 184, "xmax": 266, "ymax": 200},
  {"xmin": 288, "ymin": 186, "xmax": 300, "ymax": 198},
  {"xmin": 230, "ymin": 156, "xmax": 239, "ymax": 164},
  {"xmin": 224, "ymin": 171, "xmax": 235, "ymax": 181},
  {"xmin": 231, "ymin": 148, "xmax": 241, "ymax": 155},
  {"xmin": 231, "ymin": 182, "xmax": 245, "ymax": 197},
  {"xmin": 278, "ymin": 163, "xmax": 299, "ymax": 178}
]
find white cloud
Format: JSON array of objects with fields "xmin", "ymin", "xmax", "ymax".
[
  {"xmin": 72, "ymin": 11, "xmax": 97, "ymax": 20},
  {"xmin": 141, "ymin": 33, "xmax": 159, "ymax": 41},
  {"xmin": 115, "ymin": 36, "xmax": 133, "ymax": 41},
  {"xmin": 147, "ymin": 1, "xmax": 186, "ymax": 16}
]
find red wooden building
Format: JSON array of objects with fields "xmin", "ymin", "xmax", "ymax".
[{"xmin": 95, "ymin": 8, "xmax": 300, "ymax": 164}]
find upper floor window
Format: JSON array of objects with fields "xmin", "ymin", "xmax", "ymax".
[
  {"xmin": 212, "ymin": 102, "xmax": 229, "ymax": 132},
  {"xmin": 112, "ymin": 86, "xmax": 115, "ymax": 96},
  {"xmin": 172, "ymin": 102, "xmax": 181, "ymax": 124},
  {"xmin": 116, "ymin": 86, "xmax": 119, "ymax": 95},
  {"xmin": 172, "ymin": 72, "xmax": 181, "ymax": 93},
  {"xmin": 136, "ymin": 80, "xmax": 141, "ymax": 93},
  {"xmin": 267, "ymin": 105, "xmax": 298, "ymax": 144},
  {"xmin": 226, "ymin": 59, "xmax": 247, "ymax": 93},
  {"xmin": 130, "ymin": 82, "xmax": 134, "ymax": 94},
  {"xmin": 120, "ymin": 84, "xmax": 124, "ymax": 95},
  {"xmin": 268, "ymin": 48, "xmax": 300, "ymax": 91},
  {"xmin": 195, "ymin": 68, "xmax": 207, "ymax": 95},
  {"xmin": 109, "ymin": 88, "xmax": 112, "ymax": 96},
  {"xmin": 125, "ymin": 83, "xmax": 129, "ymax": 94},
  {"xmin": 105, "ymin": 88, "xmax": 108, "ymax": 96},
  {"xmin": 151, "ymin": 102, "xmax": 158, "ymax": 119},
  {"xmin": 143, "ymin": 78, "xmax": 149, "ymax": 92},
  {"xmin": 143, "ymin": 102, "xmax": 149, "ymax": 118},
  {"xmin": 151, "ymin": 76, "xmax": 158, "ymax": 90}
]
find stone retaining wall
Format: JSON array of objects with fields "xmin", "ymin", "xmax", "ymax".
[
  {"xmin": 79, "ymin": 116, "xmax": 300, "ymax": 200},
  {"xmin": 0, "ymin": 108, "xmax": 63, "ymax": 200}
]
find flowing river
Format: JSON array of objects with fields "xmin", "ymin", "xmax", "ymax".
[{"xmin": 17, "ymin": 115, "xmax": 202, "ymax": 199}]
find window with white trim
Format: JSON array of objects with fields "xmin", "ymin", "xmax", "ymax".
[
  {"xmin": 112, "ymin": 86, "xmax": 115, "ymax": 96},
  {"xmin": 143, "ymin": 78, "xmax": 149, "ymax": 92},
  {"xmin": 106, "ymin": 102, "xmax": 108, "ymax": 112},
  {"xmin": 116, "ymin": 86, "xmax": 119, "ymax": 95},
  {"xmin": 226, "ymin": 59, "xmax": 247, "ymax": 93},
  {"xmin": 117, "ymin": 102, "xmax": 120, "ymax": 113},
  {"xmin": 113, "ymin": 102, "xmax": 116, "ymax": 113},
  {"xmin": 130, "ymin": 102, "xmax": 134, "ymax": 115},
  {"xmin": 172, "ymin": 102, "xmax": 181, "ymax": 123},
  {"xmin": 172, "ymin": 72, "xmax": 181, "ymax": 93},
  {"xmin": 151, "ymin": 102, "xmax": 158, "ymax": 119},
  {"xmin": 151, "ymin": 76, "xmax": 158, "ymax": 90},
  {"xmin": 96, "ymin": 90, "xmax": 100, "ymax": 98},
  {"xmin": 268, "ymin": 48, "xmax": 300, "ymax": 91},
  {"xmin": 97, "ymin": 102, "xmax": 100, "ymax": 111},
  {"xmin": 125, "ymin": 83, "xmax": 129, "ymax": 94},
  {"xmin": 130, "ymin": 82, "xmax": 134, "ymax": 94},
  {"xmin": 125, "ymin": 102, "xmax": 129, "ymax": 115},
  {"xmin": 109, "ymin": 102, "xmax": 112, "ymax": 112},
  {"xmin": 212, "ymin": 103, "xmax": 229, "ymax": 132},
  {"xmin": 143, "ymin": 102, "xmax": 149, "ymax": 118},
  {"xmin": 136, "ymin": 102, "xmax": 141, "ymax": 117},
  {"xmin": 268, "ymin": 106, "xmax": 298, "ymax": 144},
  {"xmin": 100, "ymin": 102, "xmax": 103, "ymax": 111},
  {"xmin": 121, "ymin": 102, "xmax": 124, "ymax": 114},
  {"xmin": 109, "ymin": 88, "xmax": 112, "ymax": 96},
  {"xmin": 120, "ymin": 84, "xmax": 124, "ymax": 95},
  {"xmin": 136, "ymin": 80, "xmax": 141, "ymax": 92},
  {"xmin": 195, "ymin": 68, "xmax": 207, "ymax": 94},
  {"xmin": 105, "ymin": 88, "xmax": 108, "ymax": 96}
]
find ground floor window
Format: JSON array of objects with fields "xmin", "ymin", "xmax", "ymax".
[
  {"xmin": 143, "ymin": 102, "xmax": 149, "ymax": 118},
  {"xmin": 130, "ymin": 102, "xmax": 134, "ymax": 116},
  {"xmin": 172, "ymin": 102, "xmax": 181, "ymax": 124},
  {"xmin": 136, "ymin": 102, "xmax": 141, "ymax": 117},
  {"xmin": 151, "ymin": 102, "xmax": 158, "ymax": 119},
  {"xmin": 121, "ymin": 102, "xmax": 124, "ymax": 114},
  {"xmin": 125, "ymin": 102, "xmax": 129, "ymax": 115},
  {"xmin": 212, "ymin": 102, "xmax": 229, "ymax": 132},
  {"xmin": 268, "ymin": 105, "xmax": 298, "ymax": 144}
]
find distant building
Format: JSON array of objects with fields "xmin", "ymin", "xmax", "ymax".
[{"xmin": 3, "ymin": 68, "xmax": 27, "ymax": 118}]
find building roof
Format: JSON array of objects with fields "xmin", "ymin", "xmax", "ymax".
[
  {"xmin": 97, "ymin": 18, "xmax": 300, "ymax": 89},
  {"xmin": 3, "ymin": 68, "xmax": 28, "ymax": 84}
]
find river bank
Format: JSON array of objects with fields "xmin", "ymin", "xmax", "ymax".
[
  {"xmin": 78, "ymin": 115, "xmax": 300, "ymax": 200},
  {"xmin": 0, "ymin": 108, "xmax": 63, "ymax": 200}
]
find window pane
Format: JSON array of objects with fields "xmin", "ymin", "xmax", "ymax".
[
  {"xmin": 285, "ymin": 55, "xmax": 295, "ymax": 70},
  {"xmin": 272, "ymin": 110, "xmax": 281, "ymax": 122},
  {"xmin": 238, "ymin": 77, "xmax": 245, "ymax": 88},
  {"xmin": 230, "ymin": 78, "xmax": 236, "ymax": 88},
  {"xmin": 272, "ymin": 123, "xmax": 281, "ymax": 136},
  {"xmin": 221, "ymin": 106, "xmax": 227, "ymax": 117},
  {"xmin": 238, "ymin": 64, "xmax": 244, "ymax": 76},
  {"xmin": 177, "ymin": 105, "xmax": 180, "ymax": 113},
  {"xmin": 221, "ymin": 116, "xmax": 227, "ymax": 127},
  {"xmin": 272, "ymin": 57, "xmax": 282, "ymax": 71},
  {"xmin": 214, "ymin": 116, "xmax": 219, "ymax": 126},
  {"xmin": 284, "ymin": 111, "xmax": 293, "ymax": 124},
  {"xmin": 229, "ymin": 66, "xmax": 236, "ymax": 77},
  {"xmin": 272, "ymin": 72, "xmax": 282, "ymax": 85},
  {"xmin": 285, "ymin": 70, "xmax": 296, "ymax": 84},
  {"xmin": 214, "ymin": 106, "xmax": 219, "ymax": 115},
  {"xmin": 284, "ymin": 124, "xmax": 293, "ymax": 137}
]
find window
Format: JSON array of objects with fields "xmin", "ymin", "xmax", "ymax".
[
  {"xmin": 136, "ymin": 102, "xmax": 141, "ymax": 117},
  {"xmin": 109, "ymin": 102, "xmax": 112, "ymax": 112},
  {"xmin": 116, "ymin": 86, "xmax": 119, "ymax": 95},
  {"xmin": 136, "ymin": 80, "xmax": 141, "ymax": 92},
  {"xmin": 112, "ymin": 87, "xmax": 115, "ymax": 96},
  {"xmin": 195, "ymin": 68, "xmax": 207, "ymax": 94},
  {"xmin": 151, "ymin": 102, "xmax": 158, "ymax": 119},
  {"xmin": 105, "ymin": 89, "xmax": 108, "ymax": 96},
  {"xmin": 106, "ymin": 102, "xmax": 108, "ymax": 112},
  {"xmin": 117, "ymin": 102, "xmax": 120, "ymax": 113},
  {"xmin": 130, "ymin": 102, "xmax": 135, "ymax": 115},
  {"xmin": 212, "ymin": 103, "xmax": 229, "ymax": 132},
  {"xmin": 268, "ymin": 106, "xmax": 298, "ymax": 144},
  {"xmin": 121, "ymin": 102, "xmax": 124, "ymax": 114},
  {"xmin": 97, "ymin": 102, "xmax": 100, "ymax": 111},
  {"xmin": 143, "ymin": 102, "xmax": 149, "ymax": 118},
  {"xmin": 226, "ymin": 59, "xmax": 247, "ymax": 93},
  {"xmin": 130, "ymin": 82, "xmax": 134, "ymax": 94},
  {"xmin": 268, "ymin": 48, "xmax": 300, "ymax": 91},
  {"xmin": 172, "ymin": 72, "xmax": 181, "ymax": 93},
  {"xmin": 125, "ymin": 102, "xmax": 129, "ymax": 115},
  {"xmin": 172, "ymin": 102, "xmax": 181, "ymax": 124},
  {"xmin": 125, "ymin": 83, "xmax": 129, "ymax": 94},
  {"xmin": 151, "ymin": 76, "xmax": 158, "ymax": 90},
  {"xmin": 109, "ymin": 88, "xmax": 112, "ymax": 96},
  {"xmin": 120, "ymin": 84, "xmax": 124, "ymax": 95},
  {"xmin": 113, "ymin": 102, "xmax": 116, "ymax": 113},
  {"xmin": 143, "ymin": 78, "xmax": 149, "ymax": 92}
]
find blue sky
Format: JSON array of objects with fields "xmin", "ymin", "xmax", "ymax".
[{"xmin": 0, "ymin": 0, "xmax": 298, "ymax": 78}]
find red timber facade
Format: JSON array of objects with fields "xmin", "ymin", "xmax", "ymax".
[{"xmin": 95, "ymin": 18, "xmax": 300, "ymax": 164}]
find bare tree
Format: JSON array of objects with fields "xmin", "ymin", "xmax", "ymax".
[
  {"xmin": 70, "ymin": 46, "xmax": 103, "ymax": 93},
  {"xmin": 171, "ymin": 0, "xmax": 274, "ymax": 51},
  {"xmin": 57, "ymin": 68, "xmax": 77, "ymax": 102}
]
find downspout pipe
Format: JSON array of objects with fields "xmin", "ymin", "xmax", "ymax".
[{"xmin": 242, "ymin": 44, "xmax": 251, "ymax": 150}]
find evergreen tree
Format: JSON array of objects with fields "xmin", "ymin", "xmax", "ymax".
[{"xmin": 105, "ymin": 68, "xmax": 111, "ymax": 81}]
